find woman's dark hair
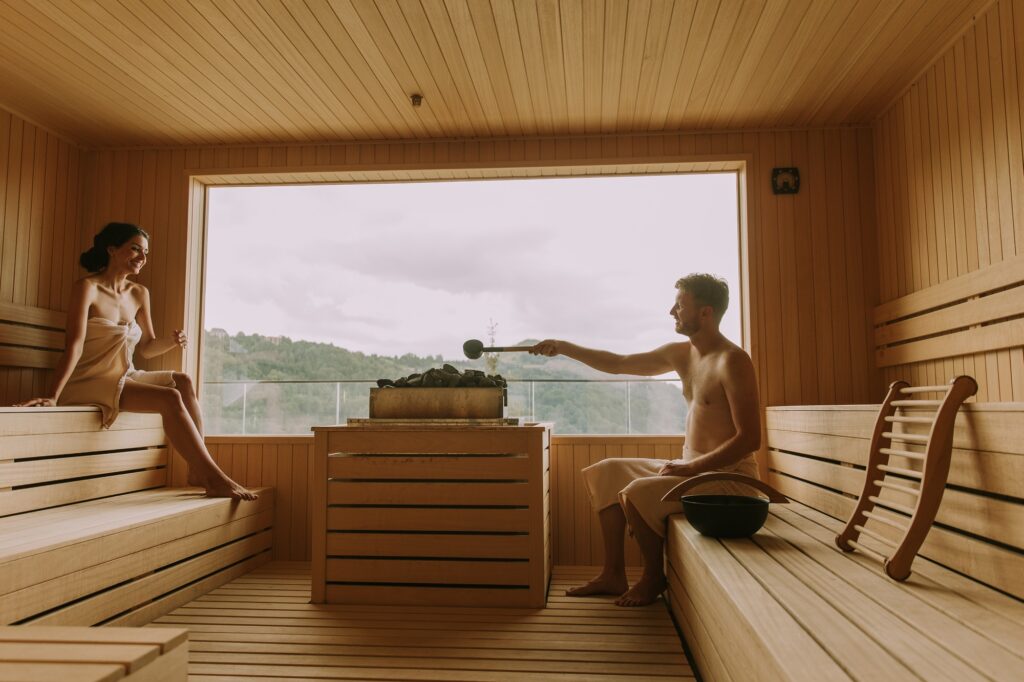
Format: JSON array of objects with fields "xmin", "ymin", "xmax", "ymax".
[{"xmin": 80, "ymin": 222, "xmax": 150, "ymax": 272}]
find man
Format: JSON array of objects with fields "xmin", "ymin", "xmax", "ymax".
[{"xmin": 529, "ymin": 273, "xmax": 761, "ymax": 607}]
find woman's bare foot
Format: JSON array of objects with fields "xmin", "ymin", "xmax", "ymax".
[
  {"xmin": 204, "ymin": 479, "xmax": 258, "ymax": 501},
  {"xmin": 186, "ymin": 467, "xmax": 203, "ymax": 487},
  {"xmin": 565, "ymin": 573, "xmax": 629, "ymax": 597},
  {"xmin": 615, "ymin": 574, "xmax": 667, "ymax": 607}
]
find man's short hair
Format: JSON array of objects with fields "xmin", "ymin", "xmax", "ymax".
[{"xmin": 675, "ymin": 273, "xmax": 729, "ymax": 322}]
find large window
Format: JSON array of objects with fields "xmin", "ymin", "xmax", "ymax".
[{"xmin": 200, "ymin": 173, "xmax": 741, "ymax": 434}]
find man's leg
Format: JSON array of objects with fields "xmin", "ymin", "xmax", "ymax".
[
  {"xmin": 565, "ymin": 504, "xmax": 629, "ymax": 596},
  {"xmin": 616, "ymin": 498, "xmax": 667, "ymax": 607}
]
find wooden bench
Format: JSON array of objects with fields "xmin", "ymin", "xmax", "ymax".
[
  {"xmin": 0, "ymin": 626, "xmax": 188, "ymax": 681},
  {"xmin": 1, "ymin": 406, "xmax": 274, "ymax": 626},
  {"xmin": 665, "ymin": 402, "xmax": 1024, "ymax": 681}
]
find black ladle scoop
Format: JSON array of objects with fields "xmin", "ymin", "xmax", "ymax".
[{"xmin": 463, "ymin": 339, "xmax": 534, "ymax": 360}]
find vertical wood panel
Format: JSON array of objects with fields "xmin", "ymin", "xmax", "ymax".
[
  {"xmin": 0, "ymin": 109, "xmax": 82, "ymax": 404},
  {"xmin": 874, "ymin": 0, "xmax": 1024, "ymax": 401}
]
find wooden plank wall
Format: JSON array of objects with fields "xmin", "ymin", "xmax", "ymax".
[
  {"xmin": 78, "ymin": 128, "xmax": 880, "ymax": 409},
  {"xmin": 873, "ymin": 0, "xmax": 1024, "ymax": 401},
  {"xmin": 194, "ymin": 434, "xmax": 684, "ymax": 566},
  {"xmin": 185, "ymin": 436, "xmax": 312, "ymax": 563},
  {"xmin": 0, "ymin": 109, "xmax": 82, "ymax": 405}
]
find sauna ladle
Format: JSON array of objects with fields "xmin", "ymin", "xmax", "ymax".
[{"xmin": 463, "ymin": 338, "xmax": 534, "ymax": 360}]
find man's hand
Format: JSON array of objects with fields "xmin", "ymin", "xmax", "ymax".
[
  {"xmin": 530, "ymin": 339, "xmax": 562, "ymax": 357},
  {"xmin": 659, "ymin": 459, "xmax": 697, "ymax": 477}
]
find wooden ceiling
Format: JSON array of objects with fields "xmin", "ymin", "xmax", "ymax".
[{"xmin": 0, "ymin": 0, "xmax": 992, "ymax": 148}]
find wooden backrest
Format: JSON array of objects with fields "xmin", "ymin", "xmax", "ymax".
[
  {"xmin": 874, "ymin": 252, "xmax": 1024, "ymax": 369},
  {"xmin": 0, "ymin": 301, "xmax": 66, "ymax": 370},
  {"xmin": 0, "ymin": 407, "xmax": 168, "ymax": 517},
  {"xmin": 765, "ymin": 402, "xmax": 1024, "ymax": 598}
]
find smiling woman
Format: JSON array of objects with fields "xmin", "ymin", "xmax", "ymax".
[{"xmin": 200, "ymin": 174, "xmax": 741, "ymax": 435}]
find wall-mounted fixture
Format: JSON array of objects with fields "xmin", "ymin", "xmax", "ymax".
[
  {"xmin": 410, "ymin": 94, "xmax": 423, "ymax": 107},
  {"xmin": 771, "ymin": 167, "xmax": 800, "ymax": 194}
]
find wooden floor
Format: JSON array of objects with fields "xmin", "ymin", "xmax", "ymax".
[{"xmin": 149, "ymin": 563, "xmax": 693, "ymax": 681}]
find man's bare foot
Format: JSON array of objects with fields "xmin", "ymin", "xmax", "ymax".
[
  {"xmin": 565, "ymin": 573, "xmax": 629, "ymax": 597},
  {"xmin": 615, "ymin": 575, "xmax": 667, "ymax": 607}
]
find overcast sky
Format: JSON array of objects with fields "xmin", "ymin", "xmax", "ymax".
[{"xmin": 204, "ymin": 174, "xmax": 740, "ymax": 368}]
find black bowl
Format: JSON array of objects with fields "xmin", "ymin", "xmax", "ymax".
[{"xmin": 680, "ymin": 494, "xmax": 769, "ymax": 538}]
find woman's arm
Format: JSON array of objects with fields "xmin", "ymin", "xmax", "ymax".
[
  {"xmin": 530, "ymin": 340, "xmax": 683, "ymax": 376},
  {"xmin": 135, "ymin": 286, "xmax": 186, "ymax": 359},
  {"xmin": 16, "ymin": 280, "xmax": 91, "ymax": 406}
]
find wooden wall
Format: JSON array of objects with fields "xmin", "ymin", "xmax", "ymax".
[
  {"xmin": 873, "ymin": 0, "xmax": 1024, "ymax": 401},
  {"xmin": 0, "ymin": 109, "xmax": 82, "ymax": 404},
  {"xmin": 79, "ymin": 128, "xmax": 880, "ymax": 408},
  {"xmin": 196, "ymin": 434, "xmax": 686, "ymax": 566}
]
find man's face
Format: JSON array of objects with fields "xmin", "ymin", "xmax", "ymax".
[{"xmin": 670, "ymin": 289, "xmax": 703, "ymax": 337}]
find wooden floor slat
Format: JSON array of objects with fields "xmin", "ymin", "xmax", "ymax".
[{"xmin": 152, "ymin": 564, "xmax": 694, "ymax": 681}]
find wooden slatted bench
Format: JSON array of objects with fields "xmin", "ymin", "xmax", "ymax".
[
  {"xmin": 0, "ymin": 626, "xmax": 188, "ymax": 681},
  {"xmin": 1, "ymin": 406, "xmax": 274, "ymax": 626},
  {"xmin": 666, "ymin": 402, "xmax": 1024, "ymax": 681}
]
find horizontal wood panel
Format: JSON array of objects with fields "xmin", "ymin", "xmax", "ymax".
[
  {"xmin": 0, "ymin": 346, "xmax": 60, "ymax": 370},
  {"xmin": 767, "ymin": 471, "xmax": 1024, "ymax": 598},
  {"xmin": 328, "ymin": 481, "xmax": 531, "ymax": 507},
  {"xmin": 0, "ymin": 489, "xmax": 274, "ymax": 592},
  {"xmin": 0, "ymin": 321, "xmax": 64, "ymax": 349},
  {"xmin": 2, "ymin": 508, "xmax": 272, "ymax": 624},
  {"xmin": 328, "ymin": 454, "xmax": 530, "ymax": 480},
  {"xmin": 325, "ymin": 533, "xmax": 530, "ymax": 560},
  {"xmin": 321, "ymin": 583, "xmax": 535, "ymax": 609},
  {"xmin": 0, "ymin": 469, "xmax": 166, "ymax": 518},
  {"xmin": 2, "ymin": 448, "xmax": 167, "ymax": 487},
  {"xmin": 875, "ymin": 285, "xmax": 1024, "ymax": 345},
  {"xmin": 767, "ymin": 428, "xmax": 1024, "ymax": 498},
  {"xmin": 326, "ymin": 558, "xmax": 529, "ymax": 586},
  {"xmin": 0, "ymin": 428, "xmax": 168, "ymax": 461},
  {"xmin": 767, "ymin": 404, "xmax": 1024, "ymax": 455},
  {"xmin": 28, "ymin": 531, "xmax": 273, "ymax": 625},
  {"xmin": 0, "ymin": 409, "xmax": 162, "ymax": 437},
  {"xmin": 877, "ymin": 318, "xmax": 1024, "ymax": 367},
  {"xmin": 0, "ymin": 301, "xmax": 66, "ymax": 329},
  {"xmin": 324, "ymin": 428, "xmax": 531, "ymax": 455},
  {"xmin": 327, "ymin": 506, "xmax": 530, "ymax": 534},
  {"xmin": 767, "ymin": 450, "xmax": 1024, "ymax": 549}
]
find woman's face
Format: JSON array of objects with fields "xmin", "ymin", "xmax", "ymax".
[{"xmin": 108, "ymin": 235, "xmax": 149, "ymax": 275}]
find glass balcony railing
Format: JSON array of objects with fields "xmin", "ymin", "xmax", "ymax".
[{"xmin": 200, "ymin": 378, "xmax": 687, "ymax": 436}]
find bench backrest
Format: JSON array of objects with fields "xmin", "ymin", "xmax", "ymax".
[
  {"xmin": 0, "ymin": 301, "xmax": 65, "ymax": 370},
  {"xmin": 765, "ymin": 402, "xmax": 1024, "ymax": 598},
  {"xmin": 0, "ymin": 407, "xmax": 168, "ymax": 517}
]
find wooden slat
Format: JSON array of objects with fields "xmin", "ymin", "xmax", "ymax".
[
  {"xmin": 0, "ymin": 409, "xmax": 161, "ymax": 437},
  {"xmin": 877, "ymin": 317, "xmax": 1024, "ymax": 366},
  {"xmin": 328, "ymin": 481, "xmax": 531, "ymax": 507},
  {"xmin": 876, "ymin": 284, "xmax": 1024, "ymax": 345},
  {"xmin": 0, "ymin": 427, "xmax": 167, "ymax": 461},
  {"xmin": 327, "ymin": 506, "xmax": 529, "ymax": 533},
  {"xmin": 328, "ymin": 454, "xmax": 530, "ymax": 479},
  {"xmin": 0, "ymin": 321, "xmax": 63, "ymax": 349},
  {"xmin": 326, "ymin": 558, "xmax": 529, "ymax": 586},
  {"xmin": 0, "ymin": 301, "xmax": 65, "ymax": 328},
  {"xmin": 2, "ymin": 448, "xmax": 167, "ymax": 487},
  {"xmin": 325, "ymin": 533, "xmax": 529, "ymax": 560},
  {"xmin": 0, "ymin": 469, "xmax": 166, "ymax": 518}
]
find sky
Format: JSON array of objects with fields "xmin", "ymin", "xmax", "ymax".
[{"xmin": 204, "ymin": 173, "xmax": 741, "ymax": 368}]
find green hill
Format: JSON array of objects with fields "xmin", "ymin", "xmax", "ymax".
[{"xmin": 200, "ymin": 330, "xmax": 687, "ymax": 436}]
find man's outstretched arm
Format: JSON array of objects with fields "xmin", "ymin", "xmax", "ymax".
[{"xmin": 530, "ymin": 340, "xmax": 681, "ymax": 377}]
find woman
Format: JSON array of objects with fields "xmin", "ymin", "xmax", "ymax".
[{"xmin": 17, "ymin": 222, "xmax": 256, "ymax": 500}]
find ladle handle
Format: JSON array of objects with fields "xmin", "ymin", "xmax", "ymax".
[
  {"xmin": 659, "ymin": 472, "xmax": 789, "ymax": 503},
  {"xmin": 486, "ymin": 346, "xmax": 534, "ymax": 353}
]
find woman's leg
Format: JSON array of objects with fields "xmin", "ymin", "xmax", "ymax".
[
  {"xmin": 170, "ymin": 372, "xmax": 205, "ymax": 487},
  {"xmin": 120, "ymin": 381, "xmax": 256, "ymax": 500},
  {"xmin": 171, "ymin": 372, "xmax": 204, "ymax": 435}
]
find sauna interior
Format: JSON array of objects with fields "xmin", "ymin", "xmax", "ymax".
[{"xmin": 1, "ymin": 1, "xmax": 1022, "ymax": 680}]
